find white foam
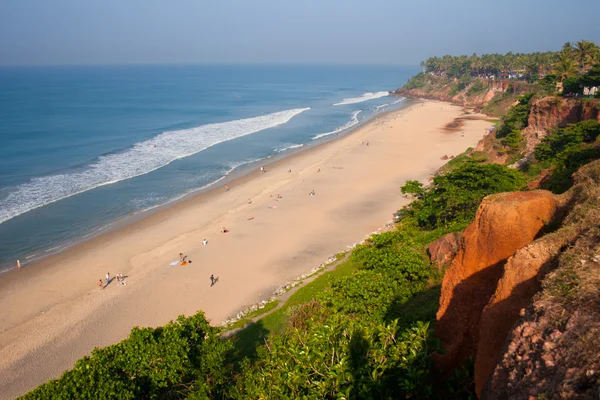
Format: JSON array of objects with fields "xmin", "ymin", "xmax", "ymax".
[
  {"xmin": 274, "ymin": 143, "xmax": 303, "ymax": 153},
  {"xmin": 333, "ymin": 91, "xmax": 389, "ymax": 106},
  {"xmin": 0, "ymin": 108, "xmax": 310, "ymax": 224},
  {"xmin": 375, "ymin": 103, "xmax": 390, "ymax": 111},
  {"xmin": 392, "ymin": 98, "xmax": 405, "ymax": 105},
  {"xmin": 313, "ymin": 110, "xmax": 361, "ymax": 140}
]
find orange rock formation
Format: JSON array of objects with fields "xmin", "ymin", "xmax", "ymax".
[{"xmin": 434, "ymin": 191, "xmax": 560, "ymax": 379}]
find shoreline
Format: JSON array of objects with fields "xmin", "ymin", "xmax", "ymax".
[
  {"xmin": 0, "ymin": 99, "xmax": 492, "ymax": 399},
  {"xmin": 0, "ymin": 99, "xmax": 411, "ymax": 275}
]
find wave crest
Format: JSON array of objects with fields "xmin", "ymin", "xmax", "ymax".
[
  {"xmin": 0, "ymin": 108, "xmax": 310, "ymax": 224},
  {"xmin": 313, "ymin": 110, "xmax": 361, "ymax": 140},
  {"xmin": 333, "ymin": 91, "xmax": 389, "ymax": 106}
]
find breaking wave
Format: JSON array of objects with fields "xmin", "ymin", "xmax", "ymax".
[
  {"xmin": 0, "ymin": 108, "xmax": 310, "ymax": 224},
  {"xmin": 313, "ymin": 110, "xmax": 361, "ymax": 140},
  {"xmin": 333, "ymin": 91, "xmax": 389, "ymax": 106}
]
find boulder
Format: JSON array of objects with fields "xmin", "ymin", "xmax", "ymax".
[
  {"xmin": 434, "ymin": 191, "xmax": 560, "ymax": 376},
  {"xmin": 427, "ymin": 232, "xmax": 461, "ymax": 270}
]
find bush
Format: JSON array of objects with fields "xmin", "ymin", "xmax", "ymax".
[
  {"xmin": 404, "ymin": 72, "xmax": 427, "ymax": 90},
  {"xmin": 401, "ymin": 162, "xmax": 526, "ymax": 230},
  {"xmin": 23, "ymin": 313, "xmax": 231, "ymax": 399},
  {"xmin": 467, "ymin": 79, "xmax": 488, "ymax": 96},
  {"xmin": 232, "ymin": 312, "xmax": 438, "ymax": 399},
  {"xmin": 534, "ymin": 120, "xmax": 600, "ymax": 162},
  {"xmin": 496, "ymin": 92, "xmax": 534, "ymax": 138}
]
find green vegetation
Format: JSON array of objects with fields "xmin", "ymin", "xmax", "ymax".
[
  {"xmin": 531, "ymin": 120, "xmax": 600, "ymax": 193},
  {"xmin": 420, "ymin": 40, "xmax": 599, "ymax": 82},
  {"xmin": 23, "ymin": 313, "xmax": 231, "ymax": 399},
  {"xmin": 466, "ymin": 79, "xmax": 488, "ymax": 96},
  {"xmin": 496, "ymin": 92, "xmax": 534, "ymax": 139},
  {"xmin": 400, "ymin": 162, "xmax": 526, "ymax": 230},
  {"xmin": 225, "ymin": 300, "xmax": 280, "ymax": 330}
]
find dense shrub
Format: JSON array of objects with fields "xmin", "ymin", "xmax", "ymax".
[
  {"xmin": 404, "ymin": 72, "xmax": 427, "ymax": 90},
  {"xmin": 534, "ymin": 120, "xmax": 600, "ymax": 161},
  {"xmin": 401, "ymin": 162, "xmax": 526, "ymax": 230},
  {"xmin": 532, "ymin": 120, "xmax": 600, "ymax": 193},
  {"xmin": 232, "ymin": 312, "xmax": 437, "ymax": 399},
  {"xmin": 496, "ymin": 92, "xmax": 534, "ymax": 138},
  {"xmin": 467, "ymin": 79, "xmax": 488, "ymax": 96},
  {"xmin": 23, "ymin": 313, "xmax": 231, "ymax": 400}
]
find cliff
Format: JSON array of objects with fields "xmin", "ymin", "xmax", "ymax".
[
  {"xmin": 432, "ymin": 160, "xmax": 600, "ymax": 398},
  {"xmin": 483, "ymin": 160, "xmax": 600, "ymax": 399},
  {"xmin": 520, "ymin": 97, "xmax": 600, "ymax": 155},
  {"xmin": 393, "ymin": 74, "xmax": 535, "ymax": 112}
]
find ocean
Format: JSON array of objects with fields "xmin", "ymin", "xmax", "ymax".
[{"xmin": 0, "ymin": 65, "xmax": 417, "ymax": 272}]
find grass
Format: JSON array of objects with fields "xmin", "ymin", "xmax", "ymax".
[
  {"xmin": 437, "ymin": 148, "xmax": 489, "ymax": 175},
  {"xmin": 229, "ymin": 259, "xmax": 360, "ymax": 360},
  {"xmin": 226, "ymin": 300, "xmax": 281, "ymax": 330}
]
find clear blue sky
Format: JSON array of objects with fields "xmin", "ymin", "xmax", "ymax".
[{"xmin": 1, "ymin": 0, "xmax": 599, "ymax": 66}]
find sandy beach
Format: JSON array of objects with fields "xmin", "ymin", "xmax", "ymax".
[{"xmin": 0, "ymin": 100, "xmax": 492, "ymax": 398}]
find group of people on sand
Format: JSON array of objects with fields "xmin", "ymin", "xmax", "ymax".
[{"xmin": 98, "ymin": 272, "xmax": 127, "ymax": 289}]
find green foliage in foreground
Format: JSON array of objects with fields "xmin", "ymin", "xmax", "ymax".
[
  {"xmin": 532, "ymin": 120, "xmax": 600, "ymax": 193},
  {"xmin": 233, "ymin": 312, "xmax": 438, "ymax": 399},
  {"xmin": 23, "ymin": 313, "xmax": 231, "ymax": 400},
  {"xmin": 401, "ymin": 162, "xmax": 526, "ymax": 230}
]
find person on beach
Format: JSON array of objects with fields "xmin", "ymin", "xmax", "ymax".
[
  {"xmin": 179, "ymin": 253, "xmax": 184, "ymax": 262},
  {"xmin": 248, "ymin": 199, "xmax": 252, "ymax": 204},
  {"xmin": 16, "ymin": 259, "xmax": 21, "ymax": 269},
  {"xmin": 105, "ymin": 272, "xmax": 110, "ymax": 285},
  {"xmin": 288, "ymin": 169, "xmax": 292, "ymax": 173},
  {"xmin": 277, "ymin": 194, "xmax": 282, "ymax": 199},
  {"xmin": 210, "ymin": 274, "xmax": 215, "ymax": 286},
  {"xmin": 317, "ymin": 168, "xmax": 321, "ymax": 173},
  {"xmin": 309, "ymin": 190, "xmax": 315, "ymax": 196},
  {"xmin": 221, "ymin": 227, "xmax": 229, "ymax": 233},
  {"xmin": 98, "ymin": 279, "xmax": 103, "ymax": 289},
  {"xmin": 202, "ymin": 239, "xmax": 208, "ymax": 246},
  {"xmin": 225, "ymin": 184, "xmax": 230, "ymax": 191}
]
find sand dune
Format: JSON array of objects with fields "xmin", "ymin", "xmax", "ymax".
[{"xmin": 0, "ymin": 100, "xmax": 492, "ymax": 398}]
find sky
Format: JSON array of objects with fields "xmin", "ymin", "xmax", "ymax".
[{"xmin": 1, "ymin": 0, "xmax": 600, "ymax": 66}]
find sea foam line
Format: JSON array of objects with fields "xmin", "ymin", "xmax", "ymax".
[
  {"xmin": 274, "ymin": 144, "xmax": 303, "ymax": 153},
  {"xmin": 312, "ymin": 110, "xmax": 361, "ymax": 140},
  {"xmin": 0, "ymin": 108, "xmax": 310, "ymax": 225},
  {"xmin": 333, "ymin": 91, "xmax": 389, "ymax": 106}
]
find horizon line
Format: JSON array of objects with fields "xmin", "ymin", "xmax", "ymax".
[{"xmin": 0, "ymin": 61, "xmax": 420, "ymax": 68}]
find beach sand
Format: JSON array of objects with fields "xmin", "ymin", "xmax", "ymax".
[{"xmin": 0, "ymin": 100, "xmax": 492, "ymax": 398}]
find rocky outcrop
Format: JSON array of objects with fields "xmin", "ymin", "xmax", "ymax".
[
  {"xmin": 481, "ymin": 160, "xmax": 600, "ymax": 399},
  {"xmin": 427, "ymin": 232, "xmax": 461, "ymax": 270},
  {"xmin": 474, "ymin": 223, "xmax": 577, "ymax": 395},
  {"xmin": 434, "ymin": 191, "xmax": 560, "ymax": 375},
  {"xmin": 394, "ymin": 78, "xmax": 536, "ymax": 108},
  {"xmin": 521, "ymin": 97, "xmax": 600, "ymax": 155}
]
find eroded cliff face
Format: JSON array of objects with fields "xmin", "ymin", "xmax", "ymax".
[
  {"xmin": 433, "ymin": 160, "xmax": 600, "ymax": 399},
  {"xmin": 394, "ymin": 78, "xmax": 533, "ymax": 108},
  {"xmin": 520, "ymin": 97, "xmax": 600, "ymax": 154},
  {"xmin": 433, "ymin": 191, "xmax": 561, "ymax": 376},
  {"xmin": 482, "ymin": 160, "xmax": 600, "ymax": 399}
]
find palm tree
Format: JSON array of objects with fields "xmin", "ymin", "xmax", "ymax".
[
  {"xmin": 575, "ymin": 40, "xmax": 597, "ymax": 71},
  {"xmin": 554, "ymin": 53, "xmax": 577, "ymax": 82}
]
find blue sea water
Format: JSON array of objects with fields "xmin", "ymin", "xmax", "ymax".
[{"xmin": 0, "ymin": 65, "xmax": 417, "ymax": 272}]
